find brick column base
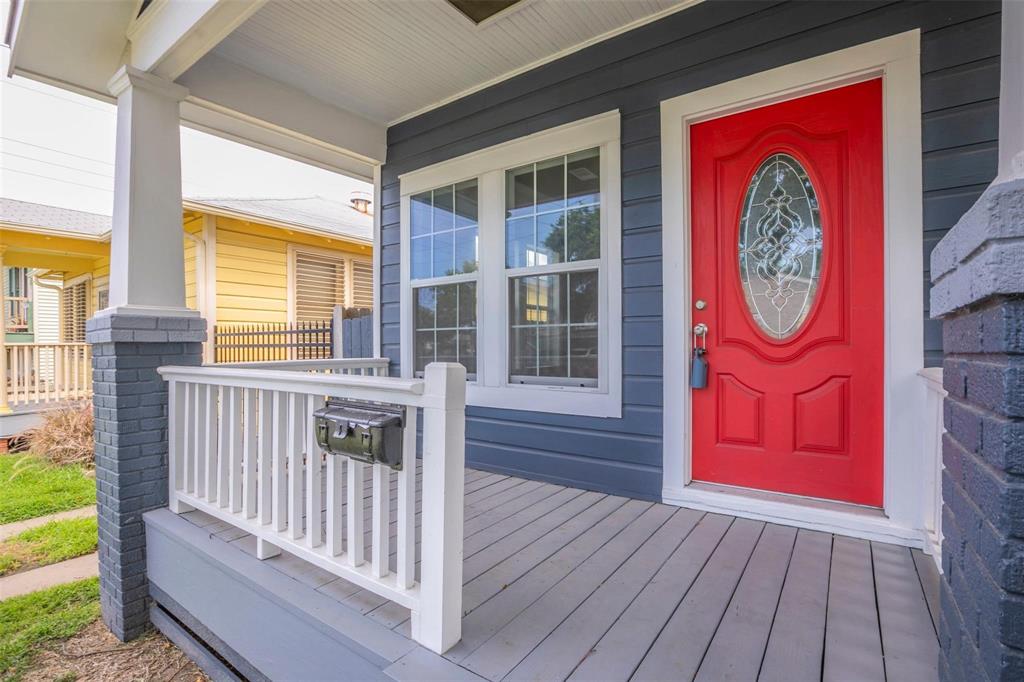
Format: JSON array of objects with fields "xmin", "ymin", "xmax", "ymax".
[
  {"xmin": 86, "ymin": 313, "xmax": 205, "ymax": 641},
  {"xmin": 931, "ymin": 178, "xmax": 1024, "ymax": 681}
]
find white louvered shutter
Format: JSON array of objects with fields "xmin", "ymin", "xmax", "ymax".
[
  {"xmin": 351, "ymin": 259, "xmax": 373, "ymax": 308},
  {"xmin": 295, "ymin": 252, "xmax": 346, "ymax": 321},
  {"xmin": 61, "ymin": 281, "xmax": 88, "ymax": 342}
]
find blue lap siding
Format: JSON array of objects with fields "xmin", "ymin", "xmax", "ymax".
[{"xmin": 379, "ymin": 0, "xmax": 1001, "ymax": 500}]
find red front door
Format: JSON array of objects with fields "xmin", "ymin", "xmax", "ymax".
[{"xmin": 690, "ymin": 79, "xmax": 884, "ymax": 507}]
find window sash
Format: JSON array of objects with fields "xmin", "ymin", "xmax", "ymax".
[{"xmin": 398, "ymin": 111, "xmax": 621, "ymax": 417}]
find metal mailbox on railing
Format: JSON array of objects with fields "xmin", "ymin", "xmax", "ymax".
[
  {"xmin": 157, "ymin": 357, "xmax": 467, "ymax": 654},
  {"xmin": 313, "ymin": 400, "xmax": 405, "ymax": 469}
]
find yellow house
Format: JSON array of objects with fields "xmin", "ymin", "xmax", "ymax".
[{"xmin": 1, "ymin": 196, "xmax": 373, "ymax": 364}]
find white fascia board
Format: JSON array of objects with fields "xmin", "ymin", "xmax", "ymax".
[
  {"xmin": 0, "ymin": 221, "xmax": 111, "ymax": 243},
  {"xmin": 179, "ymin": 53, "xmax": 386, "ymax": 171},
  {"xmin": 181, "ymin": 200, "xmax": 373, "ymax": 245},
  {"xmin": 126, "ymin": 0, "xmax": 267, "ymax": 81}
]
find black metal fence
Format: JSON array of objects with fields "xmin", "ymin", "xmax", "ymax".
[{"xmin": 212, "ymin": 308, "xmax": 373, "ymax": 363}]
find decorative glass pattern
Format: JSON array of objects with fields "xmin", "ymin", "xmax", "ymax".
[{"xmin": 738, "ymin": 153, "xmax": 823, "ymax": 340}]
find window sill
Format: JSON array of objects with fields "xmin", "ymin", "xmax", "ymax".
[{"xmin": 466, "ymin": 383, "xmax": 621, "ymax": 418}]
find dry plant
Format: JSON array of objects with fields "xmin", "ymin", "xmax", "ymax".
[{"xmin": 22, "ymin": 401, "xmax": 95, "ymax": 468}]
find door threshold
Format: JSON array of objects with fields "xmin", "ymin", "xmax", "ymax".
[{"xmin": 663, "ymin": 481, "xmax": 925, "ymax": 548}]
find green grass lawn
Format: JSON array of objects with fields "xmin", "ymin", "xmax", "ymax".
[
  {"xmin": 0, "ymin": 517, "xmax": 98, "ymax": 576},
  {"xmin": 0, "ymin": 455, "xmax": 95, "ymax": 524},
  {"xmin": 0, "ymin": 578, "xmax": 100, "ymax": 680}
]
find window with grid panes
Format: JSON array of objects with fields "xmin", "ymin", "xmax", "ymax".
[
  {"xmin": 505, "ymin": 148, "xmax": 600, "ymax": 386},
  {"xmin": 410, "ymin": 180, "xmax": 478, "ymax": 377}
]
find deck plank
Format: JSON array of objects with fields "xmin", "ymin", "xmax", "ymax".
[
  {"xmin": 461, "ymin": 504, "xmax": 678, "ymax": 680},
  {"xmin": 632, "ymin": 517, "xmax": 765, "ymax": 682},
  {"xmin": 758, "ymin": 529, "xmax": 832, "ymax": 682},
  {"xmin": 344, "ymin": 477, "xmax": 554, "ymax": 614},
  {"xmin": 446, "ymin": 499, "xmax": 649, "ymax": 663},
  {"xmin": 912, "ymin": 548, "xmax": 941, "ymax": 636},
  {"xmin": 462, "ymin": 492, "xmax": 618, "ymax": 589},
  {"xmin": 365, "ymin": 485, "xmax": 581, "ymax": 629},
  {"xmin": 505, "ymin": 507, "xmax": 705, "ymax": 682},
  {"xmin": 388, "ymin": 490, "xmax": 609, "ymax": 635},
  {"xmin": 567, "ymin": 513, "xmax": 733, "ymax": 682},
  {"xmin": 200, "ymin": 465, "xmax": 938, "ymax": 682},
  {"xmin": 695, "ymin": 523, "xmax": 796, "ymax": 682},
  {"xmin": 873, "ymin": 542, "xmax": 940, "ymax": 681},
  {"xmin": 823, "ymin": 536, "xmax": 885, "ymax": 682}
]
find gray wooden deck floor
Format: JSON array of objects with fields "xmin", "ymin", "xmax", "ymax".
[{"xmin": 182, "ymin": 466, "xmax": 940, "ymax": 681}]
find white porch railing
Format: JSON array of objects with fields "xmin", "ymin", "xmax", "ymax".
[
  {"xmin": 919, "ymin": 367, "xmax": 946, "ymax": 568},
  {"xmin": 157, "ymin": 358, "xmax": 467, "ymax": 654},
  {"xmin": 2, "ymin": 342, "xmax": 92, "ymax": 408}
]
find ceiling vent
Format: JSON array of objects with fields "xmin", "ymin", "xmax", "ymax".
[{"xmin": 447, "ymin": 1, "xmax": 523, "ymax": 25}]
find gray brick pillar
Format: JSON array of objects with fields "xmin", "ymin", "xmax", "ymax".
[
  {"xmin": 87, "ymin": 314, "xmax": 206, "ymax": 641},
  {"xmin": 930, "ymin": 177, "xmax": 1024, "ymax": 681}
]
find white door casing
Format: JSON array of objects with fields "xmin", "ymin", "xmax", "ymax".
[{"xmin": 660, "ymin": 31, "xmax": 927, "ymax": 547}]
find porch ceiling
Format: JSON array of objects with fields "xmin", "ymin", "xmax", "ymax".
[
  {"xmin": 8, "ymin": 0, "xmax": 701, "ymax": 180},
  {"xmin": 197, "ymin": 0, "xmax": 699, "ymax": 125}
]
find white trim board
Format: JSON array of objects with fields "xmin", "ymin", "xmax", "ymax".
[{"xmin": 659, "ymin": 31, "xmax": 928, "ymax": 547}]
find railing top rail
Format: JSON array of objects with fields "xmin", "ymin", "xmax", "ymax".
[
  {"xmin": 917, "ymin": 367, "xmax": 945, "ymax": 392},
  {"xmin": 216, "ymin": 358, "xmax": 390, "ymax": 371},
  {"xmin": 3, "ymin": 342, "xmax": 91, "ymax": 347},
  {"xmin": 157, "ymin": 364, "xmax": 432, "ymax": 406}
]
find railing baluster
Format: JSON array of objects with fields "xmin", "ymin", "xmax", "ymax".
[
  {"xmin": 347, "ymin": 460, "xmax": 365, "ymax": 567},
  {"xmin": 182, "ymin": 381, "xmax": 193, "ymax": 493},
  {"xmin": 397, "ymin": 406, "xmax": 417, "ymax": 589},
  {"xmin": 257, "ymin": 389, "xmax": 272, "ymax": 524},
  {"xmin": 227, "ymin": 387, "xmax": 243, "ymax": 513},
  {"xmin": 305, "ymin": 394, "xmax": 322, "ymax": 548},
  {"xmin": 191, "ymin": 384, "xmax": 203, "ymax": 495},
  {"xmin": 287, "ymin": 392, "xmax": 304, "ymax": 540},
  {"xmin": 271, "ymin": 391, "xmax": 287, "ymax": 532},
  {"xmin": 62, "ymin": 346, "xmax": 69, "ymax": 400},
  {"xmin": 243, "ymin": 388, "xmax": 258, "ymax": 518},
  {"xmin": 204, "ymin": 385, "xmax": 218, "ymax": 502},
  {"xmin": 33, "ymin": 347, "xmax": 40, "ymax": 404},
  {"xmin": 217, "ymin": 387, "xmax": 231, "ymax": 507},
  {"xmin": 326, "ymin": 452, "xmax": 344, "ymax": 557},
  {"xmin": 168, "ymin": 380, "xmax": 190, "ymax": 513},
  {"xmin": 372, "ymin": 463, "xmax": 390, "ymax": 578}
]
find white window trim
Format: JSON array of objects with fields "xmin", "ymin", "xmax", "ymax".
[
  {"xmin": 287, "ymin": 244, "xmax": 373, "ymax": 323},
  {"xmin": 399, "ymin": 111, "xmax": 622, "ymax": 418},
  {"xmin": 660, "ymin": 30, "xmax": 926, "ymax": 547}
]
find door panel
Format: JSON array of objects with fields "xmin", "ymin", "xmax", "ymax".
[{"xmin": 690, "ymin": 79, "xmax": 884, "ymax": 506}]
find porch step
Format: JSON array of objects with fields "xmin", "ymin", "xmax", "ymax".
[{"xmin": 144, "ymin": 509, "xmax": 466, "ymax": 682}]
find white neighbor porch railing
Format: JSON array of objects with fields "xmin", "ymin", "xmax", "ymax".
[
  {"xmin": 919, "ymin": 367, "xmax": 946, "ymax": 567},
  {"xmin": 157, "ymin": 358, "xmax": 467, "ymax": 654},
  {"xmin": 2, "ymin": 342, "xmax": 92, "ymax": 408}
]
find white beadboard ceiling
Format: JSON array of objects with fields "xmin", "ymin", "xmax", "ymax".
[{"xmin": 209, "ymin": 0, "xmax": 697, "ymax": 125}]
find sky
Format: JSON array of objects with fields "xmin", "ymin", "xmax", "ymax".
[{"xmin": 0, "ymin": 49, "xmax": 371, "ymax": 217}]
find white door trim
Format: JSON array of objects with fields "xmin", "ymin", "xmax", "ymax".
[{"xmin": 659, "ymin": 30, "xmax": 928, "ymax": 547}]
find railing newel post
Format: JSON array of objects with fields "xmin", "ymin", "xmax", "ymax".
[{"xmin": 414, "ymin": 362, "xmax": 466, "ymax": 654}]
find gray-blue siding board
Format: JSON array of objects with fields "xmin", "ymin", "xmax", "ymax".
[{"xmin": 379, "ymin": 0, "xmax": 1001, "ymax": 499}]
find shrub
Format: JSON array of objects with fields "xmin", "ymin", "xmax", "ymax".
[{"xmin": 21, "ymin": 402, "xmax": 94, "ymax": 468}]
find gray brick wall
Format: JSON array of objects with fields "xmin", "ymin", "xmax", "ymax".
[
  {"xmin": 932, "ymin": 178, "xmax": 1024, "ymax": 681},
  {"xmin": 86, "ymin": 314, "xmax": 206, "ymax": 641}
]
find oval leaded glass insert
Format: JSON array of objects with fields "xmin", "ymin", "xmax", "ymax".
[{"xmin": 738, "ymin": 153, "xmax": 823, "ymax": 339}]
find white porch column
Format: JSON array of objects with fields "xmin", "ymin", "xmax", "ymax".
[
  {"xmin": 105, "ymin": 66, "xmax": 194, "ymax": 318},
  {"xmin": 0, "ymin": 246, "xmax": 9, "ymax": 415}
]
